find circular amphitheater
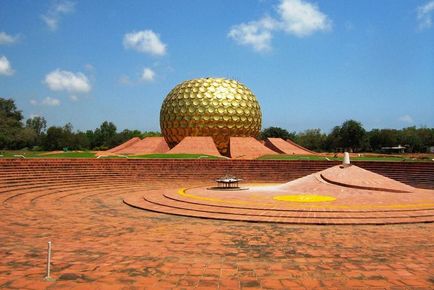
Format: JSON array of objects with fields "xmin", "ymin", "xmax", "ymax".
[{"xmin": 1, "ymin": 159, "xmax": 433, "ymax": 226}]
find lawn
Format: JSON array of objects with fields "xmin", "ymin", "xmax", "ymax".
[
  {"xmin": 0, "ymin": 151, "xmax": 96, "ymax": 158},
  {"xmin": 258, "ymin": 154, "xmax": 434, "ymax": 162},
  {"xmin": 1, "ymin": 150, "xmax": 432, "ymax": 162},
  {"xmin": 131, "ymin": 153, "xmax": 223, "ymax": 159}
]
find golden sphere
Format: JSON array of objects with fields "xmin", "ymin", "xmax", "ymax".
[{"xmin": 160, "ymin": 77, "xmax": 262, "ymax": 155}]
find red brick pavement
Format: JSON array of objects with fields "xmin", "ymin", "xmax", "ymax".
[{"xmin": 0, "ymin": 162, "xmax": 433, "ymax": 289}]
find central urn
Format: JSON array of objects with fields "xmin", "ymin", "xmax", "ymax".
[{"xmin": 160, "ymin": 77, "xmax": 262, "ymax": 155}]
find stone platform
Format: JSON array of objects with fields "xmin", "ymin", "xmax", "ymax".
[{"xmin": 124, "ymin": 165, "xmax": 434, "ymax": 225}]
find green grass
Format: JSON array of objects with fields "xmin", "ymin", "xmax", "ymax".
[
  {"xmin": 0, "ymin": 151, "xmax": 95, "ymax": 158},
  {"xmin": 38, "ymin": 152, "xmax": 96, "ymax": 158},
  {"xmin": 131, "ymin": 153, "xmax": 223, "ymax": 159},
  {"xmin": 258, "ymin": 155, "xmax": 328, "ymax": 161},
  {"xmin": 258, "ymin": 154, "xmax": 434, "ymax": 162},
  {"xmin": 0, "ymin": 151, "xmax": 43, "ymax": 158},
  {"xmin": 1, "ymin": 150, "xmax": 432, "ymax": 162}
]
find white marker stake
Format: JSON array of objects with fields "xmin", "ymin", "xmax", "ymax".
[
  {"xmin": 45, "ymin": 241, "xmax": 52, "ymax": 280},
  {"xmin": 343, "ymin": 152, "xmax": 350, "ymax": 166}
]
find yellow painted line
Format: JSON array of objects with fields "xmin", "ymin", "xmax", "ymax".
[
  {"xmin": 273, "ymin": 195, "xmax": 336, "ymax": 203},
  {"xmin": 177, "ymin": 188, "xmax": 270, "ymax": 205},
  {"xmin": 177, "ymin": 188, "xmax": 434, "ymax": 210}
]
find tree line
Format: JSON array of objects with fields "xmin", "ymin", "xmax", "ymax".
[
  {"xmin": 259, "ymin": 122, "xmax": 434, "ymax": 153},
  {"xmin": 0, "ymin": 98, "xmax": 160, "ymax": 151},
  {"xmin": 1, "ymin": 97, "xmax": 433, "ymax": 152}
]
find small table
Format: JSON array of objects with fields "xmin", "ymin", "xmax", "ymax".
[{"xmin": 215, "ymin": 177, "xmax": 243, "ymax": 189}]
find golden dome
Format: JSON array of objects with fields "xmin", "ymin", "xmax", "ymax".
[{"xmin": 160, "ymin": 77, "xmax": 262, "ymax": 155}]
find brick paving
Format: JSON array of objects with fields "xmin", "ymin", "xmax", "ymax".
[{"xmin": 0, "ymin": 161, "xmax": 433, "ymax": 289}]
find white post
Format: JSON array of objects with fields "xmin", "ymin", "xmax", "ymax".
[
  {"xmin": 45, "ymin": 241, "xmax": 52, "ymax": 280},
  {"xmin": 343, "ymin": 152, "xmax": 350, "ymax": 166}
]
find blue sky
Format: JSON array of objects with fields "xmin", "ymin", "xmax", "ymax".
[{"xmin": 0, "ymin": 0, "xmax": 433, "ymax": 133}]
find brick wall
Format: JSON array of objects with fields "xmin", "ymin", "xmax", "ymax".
[{"xmin": 0, "ymin": 159, "xmax": 433, "ymax": 189}]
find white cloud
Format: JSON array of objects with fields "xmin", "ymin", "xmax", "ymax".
[
  {"xmin": 29, "ymin": 113, "xmax": 41, "ymax": 119},
  {"xmin": 123, "ymin": 29, "xmax": 166, "ymax": 56},
  {"xmin": 118, "ymin": 75, "xmax": 132, "ymax": 85},
  {"xmin": 0, "ymin": 32, "xmax": 19, "ymax": 45},
  {"xmin": 69, "ymin": 95, "xmax": 79, "ymax": 101},
  {"xmin": 41, "ymin": 0, "xmax": 75, "ymax": 31},
  {"xmin": 228, "ymin": 0, "xmax": 331, "ymax": 51},
  {"xmin": 228, "ymin": 17, "xmax": 277, "ymax": 52},
  {"xmin": 278, "ymin": 0, "xmax": 331, "ymax": 37},
  {"xmin": 44, "ymin": 69, "xmax": 91, "ymax": 93},
  {"xmin": 0, "ymin": 56, "xmax": 14, "ymax": 76},
  {"xmin": 84, "ymin": 64, "xmax": 94, "ymax": 71},
  {"xmin": 141, "ymin": 67, "xmax": 155, "ymax": 82},
  {"xmin": 31, "ymin": 97, "xmax": 61, "ymax": 106},
  {"xmin": 399, "ymin": 115, "xmax": 414, "ymax": 123},
  {"xmin": 417, "ymin": 1, "xmax": 434, "ymax": 29},
  {"xmin": 42, "ymin": 97, "xmax": 60, "ymax": 106}
]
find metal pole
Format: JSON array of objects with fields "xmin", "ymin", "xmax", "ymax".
[{"xmin": 45, "ymin": 241, "xmax": 51, "ymax": 280}]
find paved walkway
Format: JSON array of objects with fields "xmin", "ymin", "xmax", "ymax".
[{"xmin": 0, "ymin": 176, "xmax": 433, "ymax": 289}]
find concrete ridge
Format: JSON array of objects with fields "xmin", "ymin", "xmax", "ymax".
[
  {"xmin": 115, "ymin": 137, "xmax": 169, "ymax": 154},
  {"xmin": 107, "ymin": 137, "xmax": 141, "ymax": 153},
  {"xmin": 167, "ymin": 136, "xmax": 222, "ymax": 156},
  {"xmin": 319, "ymin": 165, "xmax": 415, "ymax": 193},
  {"xmin": 230, "ymin": 137, "xmax": 278, "ymax": 160},
  {"xmin": 265, "ymin": 138, "xmax": 315, "ymax": 155}
]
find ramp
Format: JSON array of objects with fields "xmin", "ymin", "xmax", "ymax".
[
  {"xmin": 167, "ymin": 137, "xmax": 222, "ymax": 157},
  {"xmin": 230, "ymin": 137, "xmax": 278, "ymax": 159},
  {"xmin": 115, "ymin": 137, "xmax": 169, "ymax": 155},
  {"xmin": 107, "ymin": 137, "xmax": 141, "ymax": 153},
  {"xmin": 265, "ymin": 138, "xmax": 316, "ymax": 155}
]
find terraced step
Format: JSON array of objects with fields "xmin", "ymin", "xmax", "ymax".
[{"xmin": 124, "ymin": 191, "xmax": 434, "ymax": 225}]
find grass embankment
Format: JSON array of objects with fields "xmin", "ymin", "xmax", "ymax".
[
  {"xmin": 0, "ymin": 151, "xmax": 96, "ymax": 158},
  {"xmin": 258, "ymin": 154, "xmax": 434, "ymax": 162},
  {"xmin": 1, "ymin": 150, "xmax": 433, "ymax": 162},
  {"xmin": 0, "ymin": 151, "xmax": 222, "ymax": 159},
  {"xmin": 131, "ymin": 153, "xmax": 223, "ymax": 159}
]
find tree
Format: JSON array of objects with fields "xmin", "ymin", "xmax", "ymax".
[
  {"xmin": 398, "ymin": 127, "xmax": 423, "ymax": 152},
  {"xmin": 0, "ymin": 98, "xmax": 24, "ymax": 149},
  {"xmin": 93, "ymin": 121, "xmax": 117, "ymax": 149},
  {"xmin": 367, "ymin": 129, "xmax": 399, "ymax": 151},
  {"xmin": 142, "ymin": 131, "xmax": 162, "ymax": 138},
  {"xmin": 324, "ymin": 126, "xmax": 342, "ymax": 152},
  {"xmin": 13, "ymin": 127, "xmax": 37, "ymax": 149},
  {"xmin": 26, "ymin": 116, "xmax": 47, "ymax": 136},
  {"xmin": 42, "ymin": 123, "xmax": 75, "ymax": 151},
  {"xmin": 43, "ymin": 126, "xmax": 65, "ymax": 151},
  {"xmin": 337, "ymin": 120, "xmax": 366, "ymax": 152},
  {"xmin": 296, "ymin": 129, "xmax": 326, "ymax": 151},
  {"xmin": 71, "ymin": 131, "xmax": 91, "ymax": 150},
  {"xmin": 259, "ymin": 127, "xmax": 296, "ymax": 141}
]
